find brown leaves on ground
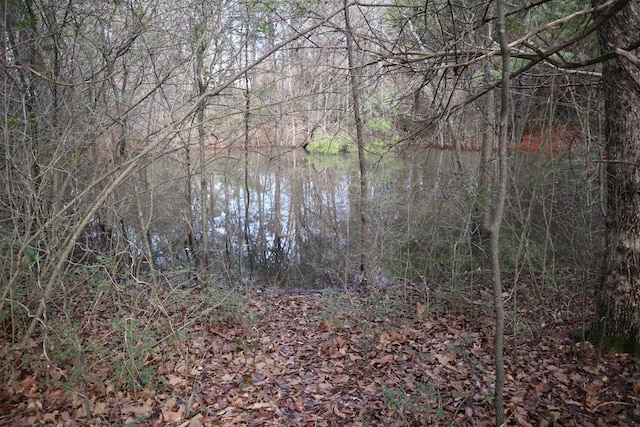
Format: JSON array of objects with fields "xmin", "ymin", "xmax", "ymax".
[{"xmin": 1, "ymin": 280, "xmax": 639, "ymax": 426}]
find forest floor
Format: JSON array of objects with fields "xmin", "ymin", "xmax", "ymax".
[{"xmin": 1, "ymin": 271, "xmax": 639, "ymax": 426}]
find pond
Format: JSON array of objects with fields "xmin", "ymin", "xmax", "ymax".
[{"xmin": 87, "ymin": 147, "xmax": 599, "ymax": 288}]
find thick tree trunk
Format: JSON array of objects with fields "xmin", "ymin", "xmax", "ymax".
[{"xmin": 595, "ymin": 0, "xmax": 640, "ymax": 356}]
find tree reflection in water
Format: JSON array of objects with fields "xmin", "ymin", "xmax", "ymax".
[
  {"xmin": 131, "ymin": 148, "xmax": 468, "ymax": 287},
  {"xmin": 84, "ymin": 148, "xmax": 590, "ymax": 289}
]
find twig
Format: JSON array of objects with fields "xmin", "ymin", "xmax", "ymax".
[{"xmin": 591, "ymin": 400, "xmax": 633, "ymax": 412}]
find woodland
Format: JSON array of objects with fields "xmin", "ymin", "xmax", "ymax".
[{"xmin": 1, "ymin": 0, "xmax": 640, "ymax": 426}]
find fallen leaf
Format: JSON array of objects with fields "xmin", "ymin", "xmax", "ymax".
[
  {"xmin": 250, "ymin": 402, "xmax": 271, "ymax": 410},
  {"xmin": 122, "ymin": 404, "xmax": 153, "ymax": 417},
  {"xmin": 436, "ymin": 353, "xmax": 453, "ymax": 365},
  {"xmin": 416, "ymin": 302, "xmax": 426, "ymax": 320},
  {"xmin": 162, "ymin": 404, "xmax": 185, "ymax": 422}
]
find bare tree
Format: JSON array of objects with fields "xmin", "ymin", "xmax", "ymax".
[
  {"xmin": 594, "ymin": 0, "xmax": 640, "ymax": 356},
  {"xmin": 490, "ymin": 2, "xmax": 509, "ymax": 424},
  {"xmin": 344, "ymin": 0, "xmax": 369, "ymax": 284},
  {"xmin": 6, "ymin": 0, "xmax": 335, "ymax": 343}
]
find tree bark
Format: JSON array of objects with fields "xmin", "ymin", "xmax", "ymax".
[
  {"xmin": 243, "ymin": 18, "xmax": 254, "ymax": 278},
  {"xmin": 476, "ymin": 13, "xmax": 495, "ymax": 241},
  {"xmin": 594, "ymin": 0, "xmax": 640, "ymax": 356},
  {"xmin": 491, "ymin": 0, "xmax": 510, "ymax": 424},
  {"xmin": 344, "ymin": 0, "xmax": 368, "ymax": 283},
  {"xmin": 195, "ymin": 21, "xmax": 210, "ymax": 275}
]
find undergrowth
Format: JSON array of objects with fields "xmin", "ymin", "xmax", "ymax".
[{"xmin": 1, "ymin": 273, "xmax": 253, "ymax": 396}]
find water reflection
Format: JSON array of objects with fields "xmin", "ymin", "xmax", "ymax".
[
  {"xmin": 199, "ymin": 149, "xmax": 362, "ymax": 284},
  {"xmin": 134, "ymin": 148, "xmax": 475, "ymax": 286},
  {"xmin": 85, "ymin": 147, "xmax": 598, "ymax": 288},
  {"xmin": 102, "ymin": 150, "xmax": 458, "ymax": 286}
]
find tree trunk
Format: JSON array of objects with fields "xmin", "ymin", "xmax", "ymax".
[
  {"xmin": 344, "ymin": 0, "xmax": 368, "ymax": 283},
  {"xmin": 197, "ymin": 79, "xmax": 210, "ymax": 275},
  {"xmin": 594, "ymin": 0, "xmax": 640, "ymax": 356},
  {"xmin": 491, "ymin": 0, "xmax": 510, "ymax": 424},
  {"xmin": 243, "ymin": 31, "xmax": 254, "ymax": 278},
  {"xmin": 476, "ymin": 17, "xmax": 495, "ymax": 241}
]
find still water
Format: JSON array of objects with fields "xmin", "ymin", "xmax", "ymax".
[{"xmin": 92, "ymin": 147, "xmax": 596, "ymax": 287}]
